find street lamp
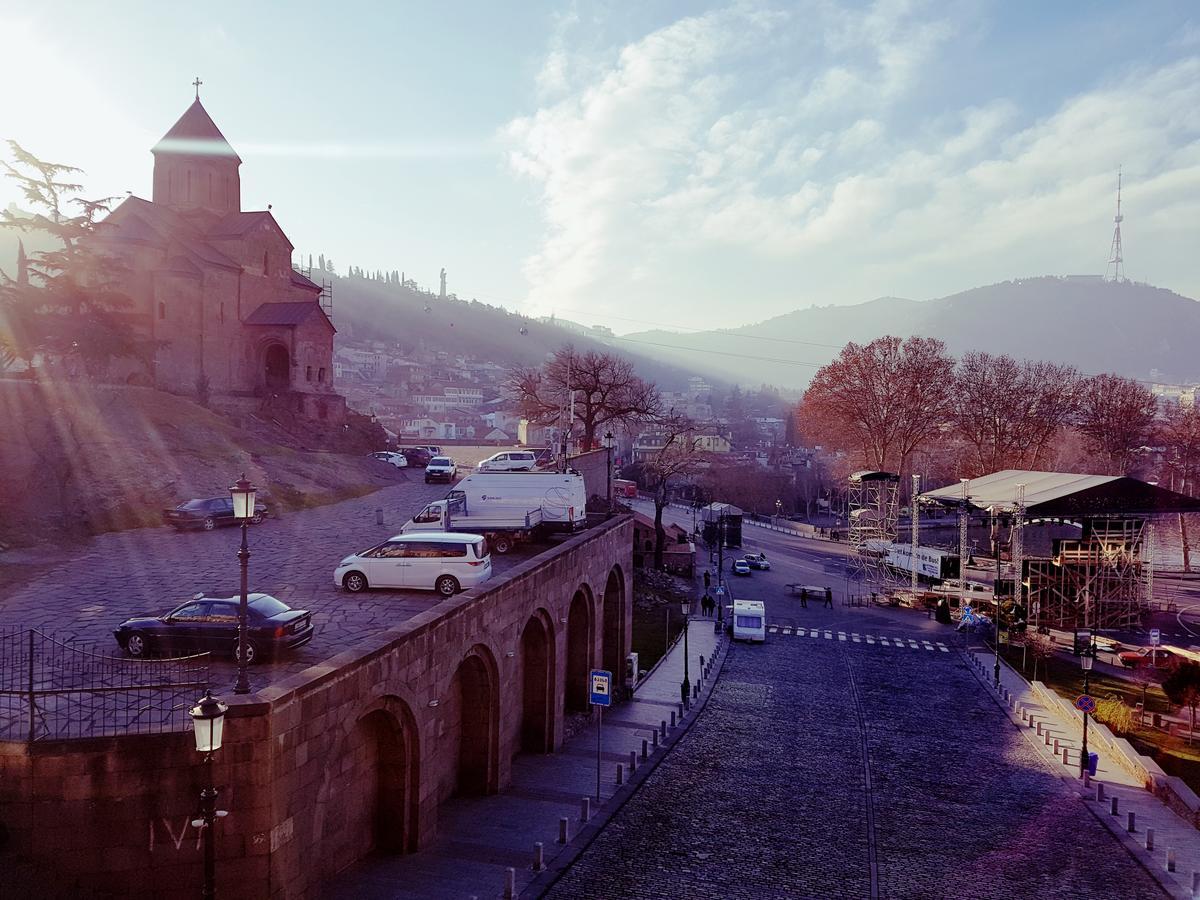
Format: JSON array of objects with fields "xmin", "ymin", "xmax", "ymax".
[
  {"xmin": 1079, "ymin": 632, "xmax": 1095, "ymax": 777},
  {"xmin": 603, "ymin": 431, "xmax": 615, "ymax": 512},
  {"xmin": 775, "ymin": 499, "xmax": 782, "ymax": 523},
  {"xmin": 680, "ymin": 598, "xmax": 691, "ymax": 705},
  {"xmin": 189, "ymin": 691, "xmax": 228, "ymax": 900},
  {"xmin": 230, "ymin": 475, "xmax": 256, "ymax": 695}
]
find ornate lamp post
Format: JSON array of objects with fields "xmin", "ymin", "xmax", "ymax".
[
  {"xmin": 190, "ymin": 691, "xmax": 228, "ymax": 900},
  {"xmin": 680, "ymin": 598, "xmax": 691, "ymax": 704},
  {"xmin": 230, "ymin": 475, "xmax": 256, "ymax": 695},
  {"xmin": 603, "ymin": 431, "xmax": 615, "ymax": 512},
  {"xmin": 1080, "ymin": 633, "xmax": 1095, "ymax": 777}
]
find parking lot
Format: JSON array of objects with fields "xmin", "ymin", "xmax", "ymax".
[{"xmin": 0, "ymin": 479, "xmax": 543, "ymax": 685}]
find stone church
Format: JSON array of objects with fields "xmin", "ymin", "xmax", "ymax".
[{"xmin": 98, "ymin": 93, "xmax": 343, "ymax": 421}]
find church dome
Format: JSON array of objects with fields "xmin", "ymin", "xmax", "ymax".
[{"xmin": 152, "ymin": 98, "xmax": 241, "ymax": 162}]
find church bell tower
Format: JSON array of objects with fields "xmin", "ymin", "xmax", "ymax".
[{"xmin": 151, "ymin": 81, "xmax": 241, "ymax": 217}]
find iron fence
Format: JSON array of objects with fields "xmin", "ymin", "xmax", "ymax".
[{"xmin": 0, "ymin": 627, "xmax": 209, "ymax": 742}]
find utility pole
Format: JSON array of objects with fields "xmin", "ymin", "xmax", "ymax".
[
  {"xmin": 959, "ymin": 478, "xmax": 970, "ymax": 613},
  {"xmin": 911, "ymin": 474, "xmax": 921, "ymax": 593}
]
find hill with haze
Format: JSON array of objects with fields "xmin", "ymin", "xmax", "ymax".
[{"xmin": 623, "ymin": 278, "xmax": 1200, "ymax": 389}]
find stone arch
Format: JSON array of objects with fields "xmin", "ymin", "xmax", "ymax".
[
  {"xmin": 602, "ymin": 565, "xmax": 626, "ymax": 682},
  {"xmin": 313, "ymin": 694, "xmax": 421, "ymax": 877},
  {"xmin": 519, "ymin": 609, "xmax": 556, "ymax": 754},
  {"xmin": 263, "ymin": 341, "xmax": 290, "ymax": 390},
  {"xmin": 565, "ymin": 585, "xmax": 594, "ymax": 714},
  {"xmin": 452, "ymin": 644, "xmax": 500, "ymax": 796}
]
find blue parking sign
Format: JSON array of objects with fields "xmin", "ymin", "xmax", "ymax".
[{"xmin": 589, "ymin": 669, "xmax": 612, "ymax": 707}]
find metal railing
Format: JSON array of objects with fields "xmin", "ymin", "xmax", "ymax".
[{"xmin": 0, "ymin": 627, "xmax": 209, "ymax": 742}]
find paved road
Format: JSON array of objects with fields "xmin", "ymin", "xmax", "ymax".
[
  {"xmin": 0, "ymin": 479, "xmax": 539, "ymax": 689},
  {"xmin": 545, "ymin": 630, "xmax": 1168, "ymax": 899}
]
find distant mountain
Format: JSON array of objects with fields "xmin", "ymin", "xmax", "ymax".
[
  {"xmin": 325, "ymin": 272, "xmax": 706, "ymax": 390},
  {"xmin": 622, "ymin": 278, "xmax": 1200, "ymax": 389}
]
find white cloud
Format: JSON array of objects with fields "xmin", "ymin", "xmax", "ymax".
[{"xmin": 506, "ymin": 2, "xmax": 1200, "ymax": 327}]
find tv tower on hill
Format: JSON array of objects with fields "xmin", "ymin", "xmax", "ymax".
[{"xmin": 1104, "ymin": 167, "xmax": 1126, "ymax": 283}]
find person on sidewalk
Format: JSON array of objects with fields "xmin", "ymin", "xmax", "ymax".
[
  {"xmin": 799, "ymin": 589, "xmax": 808, "ymax": 609},
  {"xmin": 823, "ymin": 587, "xmax": 833, "ymax": 609}
]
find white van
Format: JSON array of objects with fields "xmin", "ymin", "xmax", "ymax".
[
  {"xmin": 447, "ymin": 471, "xmax": 587, "ymax": 534},
  {"xmin": 334, "ymin": 532, "xmax": 492, "ymax": 597},
  {"xmin": 729, "ymin": 599, "xmax": 766, "ymax": 643},
  {"xmin": 477, "ymin": 450, "xmax": 537, "ymax": 472}
]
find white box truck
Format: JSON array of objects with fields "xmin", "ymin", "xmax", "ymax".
[
  {"xmin": 400, "ymin": 471, "xmax": 587, "ymax": 554},
  {"xmin": 727, "ymin": 599, "xmax": 766, "ymax": 643}
]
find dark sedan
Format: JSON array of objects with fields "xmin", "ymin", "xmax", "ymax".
[
  {"xmin": 113, "ymin": 593, "xmax": 314, "ymax": 663},
  {"xmin": 163, "ymin": 497, "xmax": 269, "ymax": 531}
]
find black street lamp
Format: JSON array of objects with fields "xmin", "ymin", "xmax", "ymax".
[
  {"xmin": 230, "ymin": 475, "xmax": 257, "ymax": 695},
  {"xmin": 603, "ymin": 431, "xmax": 615, "ymax": 512},
  {"xmin": 680, "ymin": 598, "xmax": 691, "ymax": 704},
  {"xmin": 189, "ymin": 691, "xmax": 228, "ymax": 900},
  {"xmin": 1079, "ymin": 632, "xmax": 1095, "ymax": 777}
]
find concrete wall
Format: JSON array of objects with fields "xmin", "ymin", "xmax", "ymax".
[
  {"xmin": 0, "ymin": 515, "xmax": 633, "ymax": 899},
  {"xmin": 569, "ymin": 448, "xmax": 611, "ymax": 506}
]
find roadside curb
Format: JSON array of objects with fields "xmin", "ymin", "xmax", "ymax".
[{"xmin": 518, "ymin": 634, "xmax": 732, "ymax": 898}]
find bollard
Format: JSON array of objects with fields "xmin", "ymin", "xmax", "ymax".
[
  {"xmin": 700, "ymin": 655, "xmax": 706, "ymax": 669},
  {"xmin": 504, "ymin": 867, "xmax": 515, "ymax": 899},
  {"xmin": 375, "ymin": 508, "xmax": 384, "ymax": 525},
  {"xmin": 1146, "ymin": 827, "xmax": 1155, "ymax": 851},
  {"xmin": 533, "ymin": 842, "xmax": 545, "ymax": 872},
  {"xmin": 1168, "ymin": 848, "xmax": 1177, "ymax": 873},
  {"xmin": 616, "ymin": 763, "xmax": 624, "ymax": 786},
  {"xmin": 1054, "ymin": 738, "xmax": 1060, "ymax": 754},
  {"xmin": 670, "ymin": 711, "xmax": 677, "ymax": 728},
  {"xmin": 641, "ymin": 739, "xmax": 648, "ymax": 761},
  {"xmin": 1020, "ymin": 707, "xmax": 1028, "ymax": 722},
  {"xmin": 661, "ymin": 720, "xmax": 667, "ymax": 739},
  {"xmin": 580, "ymin": 796, "xmax": 590, "ymax": 822},
  {"xmin": 1191, "ymin": 871, "xmax": 1199, "ymax": 896},
  {"xmin": 652, "ymin": 729, "xmax": 659, "ymax": 749},
  {"xmin": 1096, "ymin": 783, "xmax": 1105, "ymax": 802},
  {"xmin": 558, "ymin": 817, "xmax": 569, "ymax": 844},
  {"xmin": 1062, "ymin": 748, "xmax": 1070, "ymax": 765},
  {"xmin": 678, "ymin": 703, "xmax": 685, "ymax": 720},
  {"xmin": 1110, "ymin": 796, "xmax": 1119, "ymax": 816},
  {"xmin": 1044, "ymin": 732, "xmax": 1052, "ymax": 747},
  {"xmin": 1036, "ymin": 722, "xmax": 1044, "ymax": 736},
  {"xmin": 694, "ymin": 683, "xmax": 699, "ymax": 698},
  {"xmin": 1127, "ymin": 811, "xmax": 1136, "ymax": 833},
  {"xmin": 629, "ymin": 750, "xmax": 637, "ymax": 772}
]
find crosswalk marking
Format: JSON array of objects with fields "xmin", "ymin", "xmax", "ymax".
[
  {"xmin": 824, "ymin": 631, "xmax": 833, "ymax": 640},
  {"xmin": 867, "ymin": 636, "xmax": 876, "ymax": 644},
  {"xmin": 838, "ymin": 632, "xmax": 847, "ymax": 641},
  {"xmin": 852, "ymin": 634, "xmax": 861, "ymax": 643},
  {"xmin": 762, "ymin": 623, "xmax": 957, "ymax": 656},
  {"xmin": 781, "ymin": 626, "xmax": 793, "ymax": 635},
  {"xmin": 880, "ymin": 637, "xmax": 890, "ymax": 646}
]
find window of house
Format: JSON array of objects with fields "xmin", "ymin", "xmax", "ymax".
[
  {"xmin": 158, "ymin": 302, "xmax": 166, "ymax": 320},
  {"xmin": 318, "ymin": 367, "xmax": 325, "ymax": 383},
  {"xmin": 306, "ymin": 366, "xmax": 313, "ymax": 382}
]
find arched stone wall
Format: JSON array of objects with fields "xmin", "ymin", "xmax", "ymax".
[
  {"xmin": 564, "ymin": 586, "xmax": 594, "ymax": 713},
  {"xmin": 519, "ymin": 610, "xmax": 556, "ymax": 753}
]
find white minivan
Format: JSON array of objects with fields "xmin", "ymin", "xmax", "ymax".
[
  {"xmin": 334, "ymin": 532, "xmax": 492, "ymax": 597},
  {"xmin": 728, "ymin": 599, "xmax": 766, "ymax": 643},
  {"xmin": 477, "ymin": 450, "xmax": 537, "ymax": 472}
]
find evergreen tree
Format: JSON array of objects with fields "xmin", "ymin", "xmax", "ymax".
[{"xmin": 318, "ymin": 253, "xmax": 326, "ymax": 271}]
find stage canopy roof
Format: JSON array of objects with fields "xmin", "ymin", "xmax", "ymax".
[{"xmin": 919, "ymin": 470, "xmax": 1200, "ymax": 518}]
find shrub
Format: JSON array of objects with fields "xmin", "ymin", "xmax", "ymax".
[{"xmin": 1094, "ymin": 694, "xmax": 1137, "ymax": 736}]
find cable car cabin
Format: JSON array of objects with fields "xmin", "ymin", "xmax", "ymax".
[{"xmin": 728, "ymin": 599, "xmax": 766, "ymax": 643}]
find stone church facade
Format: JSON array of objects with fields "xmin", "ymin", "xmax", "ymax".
[{"xmin": 97, "ymin": 96, "xmax": 344, "ymax": 421}]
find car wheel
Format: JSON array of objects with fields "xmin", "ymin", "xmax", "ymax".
[
  {"xmin": 251, "ymin": 512, "xmax": 264, "ymax": 525},
  {"xmin": 492, "ymin": 535, "xmax": 513, "ymax": 555},
  {"xmin": 436, "ymin": 575, "xmax": 460, "ymax": 597},
  {"xmin": 233, "ymin": 639, "xmax": 259, "ymax": 665},
  {"xmin": 203, "ymin": 517, "xmax": 216, "ymax": 531},
  {"xmin": 343, "ymin": 571, "xmax": 369, "ymax": 593},
  {"xmin": 125, "ymin": 632, "xmax": 148, "ymax": 658}
]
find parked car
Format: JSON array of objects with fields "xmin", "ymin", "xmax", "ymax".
[
  {"xmin": 113, "ymin": 593, "xmax": 313, "ymax": 663},
  {"xmin": 334, "ymin": 532, "xmax": 493, "ymax": 597},
  {"xmin": 424, "ymin": 456, "xmax": 458, "ymax": 483},
  {"xmin": 163, "ymin": 497, "xmax": 268, "ymax": 531},
  {"xmin": 528, "ymin": 447, "xmax": 555, "ymax": 468},
  {"xmin": 369, "ymin": 450, "xmax": 408, "ymax": 468},
  {"xmin": 477, "ymin": 450, "xmax": 537, "ymax": 472},
  {"xmin": 1093, "ymin": 635, "xmax": 1122, "ymax": 654},
  {"xmin": 413, "ymin": 445, "xmax": 443, "ymax": 456},
  {"xmin": 1118, "ymin": 647, "xmax": 1176, "ymax": 668},
  {"xmin": 744, "ymin": 552, "xmax": 771, "ymax": 570},
  {"xmin": 732, "ymin": 559, "xmax": 752, "ymax": 576},
  {"xmin": 400, "ymin": 447, "xmax": 434, "ymax": 468}
]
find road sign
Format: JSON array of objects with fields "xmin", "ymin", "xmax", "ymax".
[
  {"xmin": 1075, "ymin": 695, "xmax": 1097, "ymax": 714},
  {"xmin": 589, "ymin": 669, "xmax": 612, "ymax": 707},
  {"xmin": 1150, "ymin": 628, "xmax": 1161, "ymax": 646}
]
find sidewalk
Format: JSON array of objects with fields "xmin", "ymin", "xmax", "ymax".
[
  {"xmin": 966, "ymin": 647, "xmax": 1200, "ymax": 899},
  {"xmin": 328, "ymin": 612, "xmax": 723, "ymax": 899}
]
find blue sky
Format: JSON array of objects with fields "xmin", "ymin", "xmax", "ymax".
[{"xmin": 2, "ymin": 0, "xmax": 1198, "ymax": 331}]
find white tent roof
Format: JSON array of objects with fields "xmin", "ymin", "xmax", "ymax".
[{"xmin": 921, "ymin": 470, "xmax": 1119, "ymax": 512}]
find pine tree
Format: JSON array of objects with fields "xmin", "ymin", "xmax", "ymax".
[{"xmin": 318, "ymin": 253, "xmax": 326, "ymax": 271}]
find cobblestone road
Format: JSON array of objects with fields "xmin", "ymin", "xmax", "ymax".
[
  {"xmin": 545, "ymin": 636, "xmax": 1167, "ymax": 899},
  {"xmin": 0, "ymin": 479, "xmax": 536, "ymax": 688}
]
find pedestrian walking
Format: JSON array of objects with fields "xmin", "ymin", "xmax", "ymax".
[
  {"xmin": 799, "ymin": 588, "xmax": 808, "ymax": 609},
  {"xmin": 823, "ymin": 587, "xmax": 833, "ymax": 609}
]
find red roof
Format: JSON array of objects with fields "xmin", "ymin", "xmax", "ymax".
[
  {"xmin": 152, "ymin": 99, "xmax": 241, "ymax": 162},
  {"xmin": 244, "ymin": 301, "xmax": 334, "ymax": 331}
]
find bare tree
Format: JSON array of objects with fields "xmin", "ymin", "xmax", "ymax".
[
  {"xmin": 1162, "ymin": 404, "xmax": 1200, "ymax": 496},
  {"xmin": 506, "ymin": 345, "xmax": 660, "ymax": 450},
  {"xmin": 953, "ymin": 352, "xmax": 1080, "ymax": 475},
  {"xmin": 1075, "ymin": 374, "xmax": 1159, "ymax": 475},
  {"xmin": 640, "ymin": 417, "xmax": 703, "ymax": 569},
  {"xmin": 797, "ymin": 336, "xmax": 956, "ymax": 476}
]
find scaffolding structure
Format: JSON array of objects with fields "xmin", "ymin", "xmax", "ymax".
[
  {"xmin": 1026, "ymin": 517, "xmax": 1149, "ymax": 630},
  {"xmin": 848, "ymin": 471, "xmax": 901, "ymax": 584}
]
